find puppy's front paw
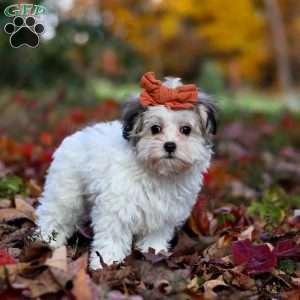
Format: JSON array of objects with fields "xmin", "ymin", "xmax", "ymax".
[
  {"xmin": 89, "ymin": 250, "xmax": 126, "ymax": 270},
  {"xmin": 136, "ymin": 234, "xmax": 171, "ymax": 254},
  {"xmin": 89, "ymin": 252, "xmax": 103, "ymax": 270},
  {"xmin": 137, "ymin": 243, "xmax": 168, "ymax": 254}
]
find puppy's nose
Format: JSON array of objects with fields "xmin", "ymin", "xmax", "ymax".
[{"xmin": 164, "ymin": 142, "xmax": 177, "ymax": 153}]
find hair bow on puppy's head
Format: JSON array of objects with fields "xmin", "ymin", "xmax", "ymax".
[{"xmin": 139, "ymin": 72, "xmax": 198, "ymax": 110}]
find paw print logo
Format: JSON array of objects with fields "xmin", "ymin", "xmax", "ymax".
[{"xmin": 4, "ymin": 16, "xmax": 44, "ymax": 48}]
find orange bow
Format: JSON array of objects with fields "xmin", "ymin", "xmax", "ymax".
[{"xmin": 139, "ymin": 72, "xmax": 198, "ymax": 110}]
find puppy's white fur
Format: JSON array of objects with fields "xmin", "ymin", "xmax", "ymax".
[{"xmin": 36, "ymin": 78, "xmax": 215, "ymax": 270}]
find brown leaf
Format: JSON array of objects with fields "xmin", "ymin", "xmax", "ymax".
[
  {"xmin": 45, "ymin": 246, "xmax": 67, "ymax": 272},
  {"xmin": 106, "ymin": 291, "xmax": 143, "ymax": 300},
  {"xmin": 0, "ymin": 224, "xmax": 32, "ymax": 249},
  {"xmin": 14, "ymin": 197, "xmax": 36, "ymax": 221},
  {"xmin": 134, "ymin": 260, "xmax": 190, "ymax": 294},
  {"xmin": 203, "ymin": 234, "xmax": 233, "ymax": 259},
  {"xmin": 91, "ymin": 264, "xmax": 132, "ymax": 288},
  {"xmin": 0, "ymin": 208, "xmax": 34, "ymax": 223},
  {"xmin": 17, "ymin": 269, "xmax": 61, "ymax": 298},
  {"xmin": 203, "ymin": 275, "xmax": 228, "ymax": 300},
  {"xmin": 223, "ymin": 268, "xmax": 256, "ymax": 290},
  {"xmin": 0, "ymin": 262, "xmax": 31, "ymax": 283},
  {"xmin": 172, "ymin": 231, "xmax": 199, "ymax": 256},
  {"xmin": 238, "ymin": 225, "xmax": 255, "ymax": 241},
  {"xmin": 291, "ymin": 276, "xmax": 300, "ymax": 288},
  {"xmin": 19, "ymin": 240, "xmax": 52, "ymax": 263},
  {"xmin": 280, "ymin": 289, "xmax": 300, "ymax": 300},
  {"xmin": 47, "ymin": 253, "xmax": 88, "ymax": 292},
  {"xmin": 186, "ymin": 276, "xmax": 201, "ymax": 293},
  {"xmin": 27, "ymin": 179, "xmax": 42, "ymax": 198},
  {"xmin": 72, "ymin": 254, "xmax": 100, "ymax": 300},
  {"xmin": 0, "ymin": 199, "xmax": 12, "ymax": 209}
]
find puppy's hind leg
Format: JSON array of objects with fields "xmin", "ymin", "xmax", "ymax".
[{"xmin": 36, "ymin": 159, "xmax": 84, "ymax": 248}]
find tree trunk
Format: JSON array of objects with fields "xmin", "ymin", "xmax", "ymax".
[
  {"xmin": 228, "ymin": 58, "xmax": 242, "ymax": 93},
  {"xmin": 264, "ymin": 0, "xmax": 292, "ymax": 94}
]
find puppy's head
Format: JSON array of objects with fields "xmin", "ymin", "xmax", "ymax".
[{"xmin": 122, "ymin": 78, "xmax": 217, "ymax": 176}]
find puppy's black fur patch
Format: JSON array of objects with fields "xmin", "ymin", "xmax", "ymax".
[
  {"xmin": 197, "ymin": 93, "xmax": 218, "ymax": 135},
  {"xmin": 122, "ymin": 99, "xmax": 146, "ymax": 140}
]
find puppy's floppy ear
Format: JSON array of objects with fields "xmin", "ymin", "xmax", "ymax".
[
  {"xmin": 196, "ymin": 93, "xmax": 217, "ymax": 135},
  {"xmin": 122, "ymin": 97, "xmax": 146, "ymax": 140}
]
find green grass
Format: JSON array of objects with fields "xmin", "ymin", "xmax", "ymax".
[
  {"xmin": 219, "ymin": 92, "xmax": 286, "ymax": 115},
  {"xmin": 90, "ymin": 80, "xmax": 296, "ymax": 116},
  {"xmin": 1, "ymin": 79, "xmax": 299, "ymax": 117}
]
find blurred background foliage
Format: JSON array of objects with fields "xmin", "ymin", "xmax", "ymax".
[{"xmin": 0, "ymin": 0, "xmax": 300, "ymax": 139}]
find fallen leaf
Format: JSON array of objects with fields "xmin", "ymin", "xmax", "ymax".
[
  {"xmin": 280, "ymin": 289, "xmax": 300, "ymax": 300},
  {"xmin": 0, "ymin": 262, "xmax": 31, "ymax": 284},
  {"xmin": 19, "ymin": 240, "xmax": 51, "ymax": 263},
  {"xmin": 143, "ymin": 248, "xmax": 170, "ymax": 264},
  {"xmin": 223, "ymin": 268, "xmax": 256, "ymax": 290},
  {"xmin": 191, "ymin": 196, "xmax": 210, "ymax": 235},
  {"xmin": 0, "ymin": 289, "xmax": 25, "ymax": 300},
  {"xmin": 0, "ymin": 208, "xmax": 34, "ymax": 223},
  {"xmin": 187, "ymin": 276, "xmax": 205, "ymax": 292},
  {"xmin": 203, "ymin": 275, "xmax": 228, "ymax": 300},
  {"xmin": 274, "ymin": 239, "xmax": 300, "ymax": 258},
  {"xmin": 133, "ymin": 260, "xmax": 190, "ymax": 294},
  {"xmin": 171, "ymin": 231, "xmax": 201, "ymax": 256},
  {"xmin": 204, "ymin": 234, "xmax": 233, "ymax": 259},
  {"xmin": 72, "ymin": 254, "xmax": 100, "ymax": 300},
  {"xmin": 45, "ymin": 246, "xmax": 68, "ymax": 272},
  {"xmin": 232, "ymin": 239, "xmax": 277, "ymax": 274},
  {"xmin": 17, "ymin": 269, "xmax": 61, "ymax": 298},
  {"xmin": 291, "ymin": 277, "xmax": 300, "ymax": 288},
  {"xmin": 0, "ymin": 199, "xmax": 12, "ymax": 209},
  {"xmin": 0, "ymin": 249, "xmax": 16, "ymax": 265},
  {"xmin": 106, "ymin": 291, "xmax": 143, "ymax": 300},
  {"xmin": 238, "ymin": 225, "xmax": 255, "ymax": 241},
  {"xmin": 14, "ymin": 197, "xmax": 36, "ymax": 221},
  {"xmin": 27, "ymin": 179, "xmax": 42, "ymax": 198}
]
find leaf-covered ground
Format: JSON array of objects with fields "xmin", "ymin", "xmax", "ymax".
[{"xmin": 1, "ymin": 97, "xmax": 300, "ymax": 300}]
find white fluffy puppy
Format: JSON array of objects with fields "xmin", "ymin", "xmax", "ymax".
[{"xmin": 36, "ymin": 75, "xmax": 217, "ymax": 270}]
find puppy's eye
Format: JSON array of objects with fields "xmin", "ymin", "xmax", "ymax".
[
  {"xmin": 151, "ymin": 125, "xmax": 161, "ymax": 135},
  {"xmin": 180, "ymin": 126, "xmax": 192, "ymax": 136}
]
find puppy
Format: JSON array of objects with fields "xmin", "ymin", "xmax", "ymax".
[{"xmin": 36, "ymin": 72, "xmax": 217, "ymax": 270}]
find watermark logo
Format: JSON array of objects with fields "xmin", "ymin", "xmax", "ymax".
[{"xmin": 4, "ymin": 4, "xmax": 47, "ymax": 48}]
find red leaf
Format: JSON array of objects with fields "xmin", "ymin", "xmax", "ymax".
[
  {"xmin": 280, "ymin": 113, "xmax": 299, "ymax": 130},
  {"xmin": 232, "ymin": 239, "xmax": 253, "ymax": 265},
  {"xmin": 274, "ymin": 239, "xmax": 300, "ymax": 258},
  {"xmin": 70, "ymin": 109, "xmax": 87, "ymax": 124},
  {"xmin": 232, "ymin": 239, "xmax": 277, "ymax": 274},
  {"xmin": 41, "ymin": 149, "xmax": 54, "ymax": 163},
  {"xmin": 20, "ymin": 143, "xmax": 34, "ymax": 160},
  {"xmin": 203, "ymin": 171, "xmax": 212, "ymax": 186},
  {"xmin": 0, "ymin": 249, "xmax": 16, "ymax": 265},
  {"xmin": 191, "ymin": 196, "xmax": 209, "ymax": 235},
  {"xmin": 288, "ymin": 216, "xmax": 300, "ymax": 229},
  {"xmin": 39, "ymin": 132, "xmax": 53, "ymax": 147}
]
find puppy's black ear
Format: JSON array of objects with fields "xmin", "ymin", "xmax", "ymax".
[
  {"xmin": 196, "ymin": 93, "xmax": 217, "ymax": 135},
  {"xmin": 122, "ymin": 97, "xmax": 145, "ymax": 140}
]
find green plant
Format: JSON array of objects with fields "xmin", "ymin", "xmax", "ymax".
[
  {"xmin": 278, "ymin": 259, "xmax": 296, "ymax": 275},
  {"xmin": 248, "ymin": 187, "xmax": 300, "ymax": 229},
  {"xmin": 198, "ymin": 60, "xmax": 226, "ymax": 95},
  {"xmin": 0, "ymin": 176, "xmax": 26, "ymax": 199}
]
